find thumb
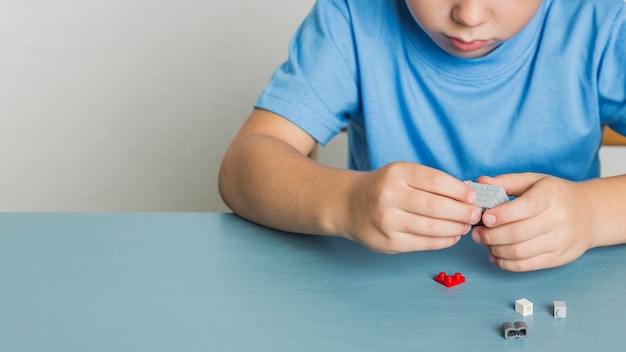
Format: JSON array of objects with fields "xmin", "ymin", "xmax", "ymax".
[{"xmin": 476, "ymin": 173, "xmax": 547, "ymax": 198}]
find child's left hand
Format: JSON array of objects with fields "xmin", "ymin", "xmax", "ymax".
[{"xmin": 470, "ymin": 173, "xmax": 596, "ymax": 272}]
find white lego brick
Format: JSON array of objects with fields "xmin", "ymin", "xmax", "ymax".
[
  {"xmin": 515, "ymin": 298, "xmax": 533, "ymax": 316},
  {"xmin": 554, "ymin": 301, "xmax": 567, "ymax": 318}
]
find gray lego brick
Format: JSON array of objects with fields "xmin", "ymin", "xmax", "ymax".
[
  {"xmin": 464, "ymin": 181, "xmax": 510, "ymax": 209},
  {"xmin": 502, "ymin": 321, "xmax": 528, "ymax": 339}
]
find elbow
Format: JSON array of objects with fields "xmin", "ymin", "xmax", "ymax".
[{"xmin": 217, "ymin": 157, "xmax": 237, "ymax": 212}]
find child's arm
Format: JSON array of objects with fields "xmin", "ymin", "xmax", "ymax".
[
  {"xmin": 471, "ymin": 173, "xmax": 626, "ymax": 271},
  {"xmin": 219, "ymin": 109, "xmax": 482, "ymax": 253}
]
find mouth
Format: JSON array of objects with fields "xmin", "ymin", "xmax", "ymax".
[{"xmin": 447, "ymin": 37, "xmax": 490, "ymax": 52}]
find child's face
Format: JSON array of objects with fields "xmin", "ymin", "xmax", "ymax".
[{"xmin": 405, "ymin": 0, "xmax": 542, "ymax": 58}]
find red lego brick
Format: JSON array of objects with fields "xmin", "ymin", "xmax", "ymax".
[{"xmin": 434, "ymin": 272, "xmax": 465, "ymax": 288}]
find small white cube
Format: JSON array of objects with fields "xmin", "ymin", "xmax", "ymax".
[
  {"xmin": 515, "ymin": 298, "xmax": 533, "ymax": 316},
  {"xmin": 554, "ymin": 301, "xmax": 567, "ymax": 318}
]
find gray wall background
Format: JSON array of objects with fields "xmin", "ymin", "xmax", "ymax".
[{"xmin": 0, "ymin": 0, "xmax": 623, "ymax": 212}]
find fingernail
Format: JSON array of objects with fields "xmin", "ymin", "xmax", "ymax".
[
  {"xmin": 464, "ymin": 224, "xmax": 471, "ymax": 234},
  {"xmin": 471, "ymin": 229, "xmax": 481, "ymax": 244},
  {"xmin": 489, "ymin": 254, "xmax": 496, "ymax": 263},
  {"xmin": 483, "ymin": 213, "xmax": 496, "ymax": 227},
  {"xmin": 467, "ymin": 191, "xmax": 476, "ymax": 204},
  {"xmin": 471, "ymin": 209, "xmax": 482, "ymax": 224}
]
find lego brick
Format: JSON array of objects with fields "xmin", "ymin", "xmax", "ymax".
[
  {"xmin": 554, "ymin": 300, "xmax": 567, "ymax": 318},
  {"xmin": 515, "ymin": 298, "xmax": 533, "ymax": 316},
  {"xmin": 502, "ymin": 321, "xmax": 528, "ymax": 339},
  {"xmin": 433, "ymin": 272, "xmax": 465, "ymax": 288},
  {"xmin": 464, "ymin": 181, "xmax": 510, "ymax": 209}
]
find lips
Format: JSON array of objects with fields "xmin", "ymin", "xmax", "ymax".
[{"xmin": 448, "ymin": 37, "xmax": 489, "ymax": 51}]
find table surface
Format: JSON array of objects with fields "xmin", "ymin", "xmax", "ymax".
[{"xmin": 1, "ymin": 212, "xmax": 625, "ymax": 351}]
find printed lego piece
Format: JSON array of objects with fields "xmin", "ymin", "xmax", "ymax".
[
  {"xmin": 515, "ymin": 298, "xmax": 533, "ymax": 316},
  {"xmin": 464, "ymin": 181, "xmax": 510, "ymax": 209},
  {"xmin": 502, "ymin": 321, "xmax": 528, "ymax": 339},
  {"xmin": 433, "ymin": 272, "xmax": 465, "ymax": 288},
  {"xmin": 554, "ymin": 301, "xmax": 567, "ymax": 318}
]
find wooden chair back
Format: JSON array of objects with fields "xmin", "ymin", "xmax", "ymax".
[{"xmin": 604, "ymin": 127, "xmax": 626, "ymax": 146}]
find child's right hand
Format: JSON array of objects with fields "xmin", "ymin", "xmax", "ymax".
[{"xmin": 337, "ymin": 162, "xmax": 482, "ymax": 253}]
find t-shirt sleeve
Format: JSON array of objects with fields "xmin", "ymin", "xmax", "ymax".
[
  {"xmin": 254, "ymin": 0, "xmax": 359, "ymax": 146},
  {"xmin": 599, "ymin": 4, "xmax": 626, "ymax": 137}
]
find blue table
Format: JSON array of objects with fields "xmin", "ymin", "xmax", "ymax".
[{"xmin": 1, "ymin": 213, "xmax": 624, "ymax": 351}]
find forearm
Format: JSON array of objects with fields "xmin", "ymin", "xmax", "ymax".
[
  {"xmin": 583, "ymin": 174, "xmax": 626, "ymax": 247},
  {"xmin": 218, "ymin": 133, "xmax": 359, "ymax": 236}
]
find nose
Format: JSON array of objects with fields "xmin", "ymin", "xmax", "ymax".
[{"xmin": 451, "ymin": 0, "xmax": 490, "ymax": 27}]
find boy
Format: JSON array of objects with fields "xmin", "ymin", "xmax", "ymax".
[{"xmin": 219, "ymin": 0, "xmax": 626, "ymax": 272}]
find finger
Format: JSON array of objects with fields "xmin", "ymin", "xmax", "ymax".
[
  {"xmin": 369, "ymin": 230, "xmax": 462, "ymax": 254},
  {"xmin": 399, "ymin": 188, "xmax": 482, "ymax": 225},
  {"xmin": 477, "ymin": 173, "xmax": 546, "ymax": 198},
  {"xmin": 480, "ymin": 192, "xmax": 547, "ymax": 228},
  {"xmin": 472, "ymin": 221, "xmax": 544, "ymax": 245},
  {"xmin": 490, "ymin": 251, "xmax": 561, "ymax": 272},
  {"xmin": 407, "ymin": 167, "xmax": 477, "ymax": 204},
  {"xmin": 471, "ymin": 220, "xmax": 547, "ymax": 246},
  {"xmin": 382, "ymin": 208, "xmax": 474, "ymax": 238},
  {"xmin": 485, "ymin": 231, "xmax": 552, "ymax": 259}
]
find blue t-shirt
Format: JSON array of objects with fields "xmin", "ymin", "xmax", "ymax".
[{"xmin": 255, "ymin": 0, "xmax": 626, "ymax": 181}]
